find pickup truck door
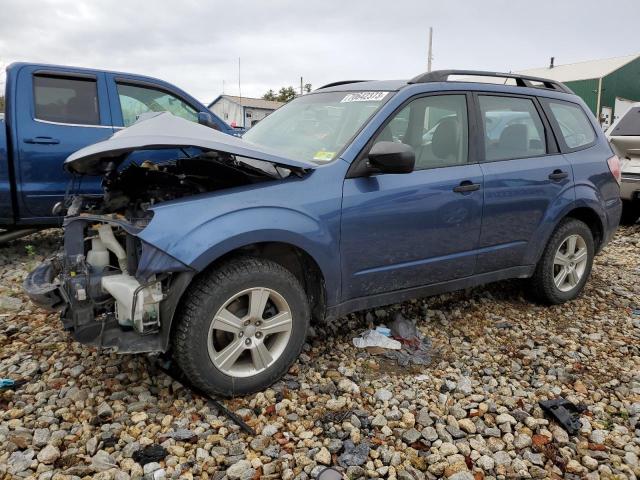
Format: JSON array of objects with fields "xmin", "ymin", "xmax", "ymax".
[{"xmin": 13, "ymin": 66, "xmax": 113, "ymax": 219}]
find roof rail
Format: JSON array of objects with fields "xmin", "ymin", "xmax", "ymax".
[
  {"xmin": 408, "ymin": 70, "xmax": 573, "ymax": 94},
  {"xmin": 317, "ymin": 80, "xmax": 370, "ymax": 90}
]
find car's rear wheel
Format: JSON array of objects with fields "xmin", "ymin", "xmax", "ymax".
[
  {"xmin": 173, "ymin": 256, "xmax": 310, "ymax": 397},
  {"xmin": 530, "ymin": 218, "xmax": 594, "ymax": 304},
  {"xmin": 620, "ymin": 200, "xmax": 640, "ymax": 225}
]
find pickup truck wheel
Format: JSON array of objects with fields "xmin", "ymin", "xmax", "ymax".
[
  {"xmin": 173, "ymin": 256, "xmax": 310, "ymax": 397},
  {"xmin": 529, "ymin": 218, "xmax": 594, "ymax": 305},
  {"xmin": 620, "ymin": 200, "xmax": 640, "ymax": 225}
]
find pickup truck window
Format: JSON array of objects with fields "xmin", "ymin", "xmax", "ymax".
[
  {"xmin": 117, "ymin": 83, "xmax": 198, "ymax": 127},
  {"xmin": 34, "ymin": 75, "xmax": 100, "ymax": 125}
]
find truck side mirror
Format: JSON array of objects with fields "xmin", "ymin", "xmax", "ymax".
[{"xmin": 198, "ymin": 112, "xmax": 220, "ymax": 130}]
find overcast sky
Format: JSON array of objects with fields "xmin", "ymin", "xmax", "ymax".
[{"xmin": 1, "ymin": 0, "xmax": 639, "ymax": 104}]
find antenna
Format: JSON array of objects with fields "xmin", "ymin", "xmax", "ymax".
[{"xmin": 427, "ymin": 27, "xmax": 433, "ymax": 72}]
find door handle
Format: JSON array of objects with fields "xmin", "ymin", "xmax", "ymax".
[
  {"xmin": 548, "ymin": 169, "xmax": 568, "ymax": 181},
  {"xmin": 453, "ymin": 180, "xmax": 481, "ymax": 193},
  {"xmin": 24, "ymin": 137, "xmax": 60, "ymax": 145}
]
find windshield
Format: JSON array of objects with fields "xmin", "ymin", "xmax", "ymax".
[{"xmin": 242, "ymin": 91, "xmax": 392, "ymax": 163}]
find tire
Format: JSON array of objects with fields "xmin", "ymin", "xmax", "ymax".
[
  {"xmin": 173, "ymin": 256, "xmax": 310, "ymax": 397},
  {"xmin": 529, "ymin": 218, "xmax": 594, "ymax": 305},
  {"xmin": 620, "ymin": 200, "xmax": 640, "ymax": 225}
]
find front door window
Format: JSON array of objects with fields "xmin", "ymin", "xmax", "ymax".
[{"xmin": 116, "ymin": 83, "xmax": 198, "ymax": 127}]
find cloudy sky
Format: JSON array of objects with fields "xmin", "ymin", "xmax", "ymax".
[{"xmin": 1, "ymin": 0, "xmax": 638, "ymax": 104}]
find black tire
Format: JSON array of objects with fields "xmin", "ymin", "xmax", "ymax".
[
  {"xmin": 173, "ymin": 256, "xmax": 310, "ymax": 397},
  {"xmin": 620, "ymin": 200, "xmax": 640, "ymax": 225},
  {"xmin": 529, "ymin": 218, "xmax": 595, "ymax": 305}
]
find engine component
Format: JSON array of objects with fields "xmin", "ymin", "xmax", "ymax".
[
  {"xmin": 101, "ymin": 274, "xmax": 162, "ymax": 332},
  {"xmin": 86, "ymin": 238, "xmax": 109, "ymax": 270},
  {"xmin": 97, "ymin": 224, "xmax": 128, "ymax": 273}
]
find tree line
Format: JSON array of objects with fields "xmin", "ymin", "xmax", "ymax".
[{"xmin": 263, "ymin": 84, "xmax": 312, "ymax": 103}]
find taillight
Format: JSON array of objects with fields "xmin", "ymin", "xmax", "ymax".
[{"xmin": 607, "ymin": 155, "xmax": 622, "ymax": 185}]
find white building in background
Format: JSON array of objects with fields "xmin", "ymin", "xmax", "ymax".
[{"xmin": 208, "ymin": 95, "xmax": 283, "ymax": 129}]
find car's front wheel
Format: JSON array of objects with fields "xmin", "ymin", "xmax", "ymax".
[
  {"xmin": 530, "ymin": 218, "xmax": 594, "ymax": 304},
  {"xmin": 173, "ymin": 256, "xmax": 310, "ymax": 397}
]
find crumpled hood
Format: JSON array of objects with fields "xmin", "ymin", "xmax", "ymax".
[{"xmin": 64, "ymin": 112, "xmax": 316, "ymax": 175}]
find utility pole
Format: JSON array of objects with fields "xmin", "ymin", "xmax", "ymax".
[
  {"xmin": 238, "ymin": 57, "xmax": 243, "ymax": 128},
  {"xmin": 300, "ymin": 76, "xmax": 303, "ymax": 95},
  {"xmin": 427, "ymin": 27, "xmax": 433, "ymax": 72}
]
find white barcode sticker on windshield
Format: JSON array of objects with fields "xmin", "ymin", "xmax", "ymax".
[{"xmin": 340, "ymin": 92, "xmax": 389, "ymax": 103}]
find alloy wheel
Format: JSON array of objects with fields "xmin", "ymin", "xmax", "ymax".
[
  {"xmin": 552, "ymin": 234, "xmax": 588, "ymax": 292},
  {"xmin": 207, "ymin": 287, "xmax": 293, "ymax": 377}
]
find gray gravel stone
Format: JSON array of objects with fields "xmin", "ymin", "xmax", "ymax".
[
  {"xmin": 91, "ymin": 450, "xmax": 117, "ymax": 472},
  {"xmin": 226, "ymin": 460, "xmax": 254, "ymax": 480},
  {"xmin": 401, "ymin": 428, "xmax": 421, "ymax": 444},
  {"xmin": 32, "ymin": 428, "xmax": 50, "ymax": 448},
  {"xmin": 36, "ymin": 444, "xmax": 59, "ymax": 465},
  {"xmin": 590, "ymin": 429, "xmax": 607, "ymax": 444},
  {"xmin": 375, "ymin": 389, "xmax": 393, "ymax": 402}
]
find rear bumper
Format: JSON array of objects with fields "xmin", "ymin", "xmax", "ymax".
[
  {"xmin": 23, "ymin": 256, "xmax": 66, "ymax": 311},
  {"xmin": 620, "ymin": 175, "xmax": 640, "ymax": 201}
]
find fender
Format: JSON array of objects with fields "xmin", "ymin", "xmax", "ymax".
[
  {"xmin": 524, "ymin": 183, "xmax": 607, "ymax": 265},
  {"xmin": 139, "ymin": 204, "xmax": 342, "ymax": 306}
]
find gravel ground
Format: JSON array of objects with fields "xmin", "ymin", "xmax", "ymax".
[{"xmin": 0, "ymin": 227, "xmax": 638, "ymax": 480}]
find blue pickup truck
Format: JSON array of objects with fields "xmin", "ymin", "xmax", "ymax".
[{"xmin": 0, "ymin": 62, "xmax": 234, "ymax": 240}]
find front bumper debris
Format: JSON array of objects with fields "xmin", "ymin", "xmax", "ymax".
[{"xmin": 23, "ymin": 255, "xmax": 65, "ymax": 311}]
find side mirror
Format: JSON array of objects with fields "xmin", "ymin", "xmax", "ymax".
[
  {"xmin": 367, "ymin": 141, "xmax": 415, "ymax": 174},
  {"xmin": 198, "ymin": 112, "xmax": 220, "ymax": 130}
]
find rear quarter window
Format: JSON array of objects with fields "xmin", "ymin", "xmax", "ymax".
[{"xmin": 546, "ymin": 101, "xmax": 596, "ymax": 149}]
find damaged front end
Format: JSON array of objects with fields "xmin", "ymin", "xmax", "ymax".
[
  {"xmin": 24, "ymin": 112, "xmax": 314, "ymax": 354},
  {"xmin": 25, "ymin": 200, "xmax": 195, "ymax": 353}
]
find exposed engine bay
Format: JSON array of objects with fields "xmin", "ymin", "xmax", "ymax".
[
  {"xmin": 78, "ymin": 151, "xmax": 282, "ymax": 217},
  {"xmin": 25, "ymin": 151, "xmax": 284, "ymax": 353}
]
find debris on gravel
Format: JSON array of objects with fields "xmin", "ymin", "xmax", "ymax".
[{"xmin": 0, "ymin": 227, "xmax": 639, "ymax": 479}]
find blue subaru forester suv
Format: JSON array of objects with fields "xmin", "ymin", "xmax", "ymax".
[{"xmin": 26, "ymin": 70, "xmax": 621, "ymax": 396}]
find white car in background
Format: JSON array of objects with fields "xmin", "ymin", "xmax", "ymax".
[{"xmin": 607, "ymin": 103, "xmax": 640, "ymax": 224}]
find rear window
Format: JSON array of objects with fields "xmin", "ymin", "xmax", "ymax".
[
  {"xmin": 34, "ymin": 75, "xmax": 100, "ymax": 125},
  {"xmin": 547, "ymin": 101, "xmax": 595, "ymax": 149},
  {"xmin": 479, "ymin": 95, "xmax": 547, "ymax": 161},
  {"xmin": 608, "ymin": 106, "xmax": 640, "ymax": 136}
]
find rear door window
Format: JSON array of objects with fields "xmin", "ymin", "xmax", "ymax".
[
  {"xmin": 34, "ymin": 75, "xmax": 100, "ymax": 125},
  {"xmin": 478, "ymin": 95, "xmax": 547, "ymax": 161},
  {"xmin": 116, "ymin": 83, "xmax": 198, "ymax": 127},
  {"xmin": 546, "ymin": 101, "xmax": 596, "ymax": 148}
]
